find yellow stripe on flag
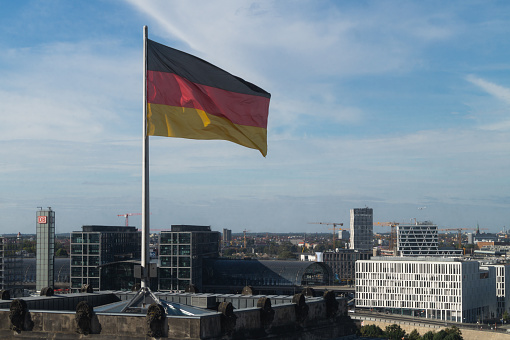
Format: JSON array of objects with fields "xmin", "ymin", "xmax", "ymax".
[{"xmin": 147, "ymin": 103, "xmax": 267, "ymax": 156}]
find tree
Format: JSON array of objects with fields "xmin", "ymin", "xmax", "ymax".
[
  {"xmin": 503, "ymin": 310, "xmax": 510, "ymax": 323},
  {"xmin": 422, "ymin": 331, "xmax": 436, "ymax": 340},
  {"xmin": 360, "ymin": 324, "xmax": 384, "ymax": 337},
  {"xmin": 444, "ymin": 326, "xmax": 463, "ymax": 340},
  {"xmin": 408, "ymin": 329, "xmax": 421, "ymax": 340},
  {"xmin": 433, "ymin": 330, "xmax": 448, "ymax": 340},
  {"xmin": 385, "ymin": 324, "xmax": 406, "ymax": 340},
  {"xmin": 278, "ymin": 250, "xmax": 296, "ymax": 259},
  {"xmin": 55, "ymin": 248, "xmax": 68, "ymax": 257}
]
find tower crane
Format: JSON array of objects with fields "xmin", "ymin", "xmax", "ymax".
[
  {"xmin": 439, "ymin": 227, "xmax": 488, "ymax": 249},
  {"xmin": 243, "ymin": 229, "xmax": 251, "ymax": 248},
  {"xmin": 374, "ymin": 222, "xmax": 399, "ymax": 253},
  {"xmin": 308, "ymin": 222, "xmax": 344, "ymax": 248},
  {"xmin": 117, "ymin": 213, "xmax": 142, "ymax": 226}
]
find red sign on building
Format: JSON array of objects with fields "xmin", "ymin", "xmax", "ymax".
[{"xmin": 38, "ymin": 216, "xmax": 47, "ymax": 224}]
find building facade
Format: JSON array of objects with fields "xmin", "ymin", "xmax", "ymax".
[
  {"xmin": 349, "ymin": 207, "xmax": 373, "ymax": 250},
  {"xmin": 222, "ymin": 228, "xmax": 232, "ymax": 247},
  {"xmin": 202, "ymin": 258, "xmax": 333, "ymax": 295},
  {"xmin": 159, "ymin": 225, "xmax": 220, "ymax": 292},
  {"xmin": 355, "ymin": 257, "xmax": 497, "ymax": 323},
  {"xmin": 36, "ymin": 208, "xmax": 55, "ymax": 291},
  {"xmin": 397, "ymin": 222, "xmax": 438, "ymax": 256},
  {"xmin": 489, "ymin": 264, "xmax": 510, "ymax": 319},
  {"xmin": 322, "ymin": 249, "xmax": 371, "ymax": 285},
  {"xmin": 0, "ymin": 236, "xmax": 23, "ymax": 290},
  {"xmin": 397, "ymin": 222, "xmax": 462, "ymax": 257},
  {"xmin": 70, "ymin": 225, "xmax": 141, "ymax": 292}
]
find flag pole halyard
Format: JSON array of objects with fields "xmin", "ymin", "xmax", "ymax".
[{"xmin": 141, "ymin": 25, "xmax": 150, "ymax": 289}]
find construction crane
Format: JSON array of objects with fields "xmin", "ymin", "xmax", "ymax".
[
  {"xmin": 309, "ymin": 222, "xmax": 344, "ymax": 248},
  {"xmin": 117, "ymin": 213, "xmax": 142, "ymax": 226},
  {"xmin": 439, "ymin": 227, "xmax": 488, "ymax": 249},
  {"xmin": 243, "ymin": 229, "xmax": 251, "ymax": 248},
  {"xmin": 374, "ymin": 222, "xmax": 399, "ymax": 253}
]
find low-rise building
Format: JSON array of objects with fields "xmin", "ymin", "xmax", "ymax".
[
  {"xmin": 322, "ymin": 249, "xmax": 371, "ymax": 285},
  {"xmin": 356, "ymin": 256, "xmax": 497, "ymax": 323}
]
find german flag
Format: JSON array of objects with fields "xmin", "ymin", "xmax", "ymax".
[{"xmin": 146, "ymin": 39, "xmax": 271, "ymax": 156}]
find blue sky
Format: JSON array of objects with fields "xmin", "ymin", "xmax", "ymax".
[{"xmin": 1, "ymin": 0, "xmax": 509, "ymax": 235}]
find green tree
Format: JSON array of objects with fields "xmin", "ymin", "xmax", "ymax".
[
  {"xmin": 385, "ymin": 324, "xmax": 406, "ymax": 340},
  {"xmin": 503, "ymin": 310, "xmax": 510, "ymax": 323},
  {"xmin": 278, "ymin": 250, "xmax": 296, "ymax": 259},
  {"xmin": 408, "ymin": 329, "xmax": 421, "ymax": 340},
  {"xmin": 433, "ymin": 329, "xmax": 448, "ymax": 340},
  {"xmin": 360, "ymin": 324, "xmax": 384, "ymax": 337},
  {"xmin": 22, "ymin": 240, "xmax": 36, "ymax": 254},
  {"xmin": 443, "ymin": 326, "xmax": 462, "ymax": 340},
  {"xmin": 422, "ymin": 331, "xmax": 435, "ymax": 340},
  {"xmin": 55, "ymin": 248, "xmax": 68, "ymax": 257}
]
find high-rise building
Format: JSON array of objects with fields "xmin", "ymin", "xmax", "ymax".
[
  {"xmin": 159, "ymin": 225, "xmax": 220, "ymax": 292},
  {"xmin": 0, "ymin": 236, "xmax": 23, "ymax": 290},
  {"xmin": 349, "ymin": 207, "xmax": 373, "ymax": 250},
  {"xmin": 222, "ymin": 228, "xmax": 232, "ymax": 247},
  {"xmin": 70, "ymin": 225, "xmax": 141, "ymax": 292},
  {"xmin": 36, "ymin": 208, "xmax": 55, "ymax": 291}
]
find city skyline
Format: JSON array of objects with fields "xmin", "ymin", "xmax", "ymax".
[{"xmin": 1, "ymin": 1, "xmax": 509, "ymax": 234}]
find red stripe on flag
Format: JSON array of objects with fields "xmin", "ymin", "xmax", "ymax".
[{"xmin": 147, "ymin": 70, "xmax": 269, "ymax": 129}]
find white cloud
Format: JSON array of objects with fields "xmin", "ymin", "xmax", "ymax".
[
  {"xmin": 0, "ymin": 40, "xmax": 140, "ymax": 142},
  {"xmin": 466, "ymin": 75, "xmax": 510, "ymax": 105}
]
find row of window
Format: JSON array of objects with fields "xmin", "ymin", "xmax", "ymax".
[
  {"xmin": 160, "ymin": 256, "xmax": 191, "ymax": 267},
  {"xmin": 356, "ymin": 297, "xmax": 461, "ymax": 311},
  {"xmin": 71, "ymin": 256, "xmax": 99, "ymax": 266}
]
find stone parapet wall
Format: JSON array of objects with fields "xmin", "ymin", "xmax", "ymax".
[{"xmin": 0, "ymin": 294, "xmax": 351, "ymax": 339}]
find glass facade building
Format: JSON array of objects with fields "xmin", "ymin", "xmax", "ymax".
[
  {"xmin": 349, "ymin": 207, "xmax": 373, "ymax": 250},
  {"xmin": 202, "ymin": 258, "xmax": 333, "ymax": 294},
  {"xmin": 159, "ymin": 225, "xmax": 220, "ymax": 292},
  {"xmin": 36, "ymin": 208, "xmax": 55, "ymax": 291},
  {"xmin": 0, "ymin": 236, "xmax": 23, "ymax": 290},
  {"xmin": 70, "ymin": 226, "xmax": 140, "ymax": 292},
  {"xmin": 322, "ymin": 249, "xmax": 371, "ymax": 285}
]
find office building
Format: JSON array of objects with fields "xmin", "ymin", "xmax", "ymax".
[
  {"xmin": 36, "ymin": 208, "xmax": 55, "ymax": 291},
  {"xmin": 0, "ymin": 236, "xmax": 23, "ymax": 290},
  {"xmin": 322, "ymin": 249, "xmax": 371, "ymax": 285},
  {"xmin": 159, "ymin": 225, "xmax": 220, "ymax": 292},
  {"xmin": 487, "ymin": 264, "xmax": 510, "ymax": 319},
  {"xmin": 397, "ymin": 222, "xmax": 438, "ymax": 256},
  {"xmin": 349, "ymin": 207, "xmax": 373, "ymax": 250},
  {"xmin": 70, "ymin": 225, "xmax": 141, "ymax": 292},
  {"xmin": 222, "ymin": 228, "xmax": 232, "ymax": 247},
  {"xmin": 397, "ymin": 222, "xmax": 462, "ymax": 257},
  {"xmin": 355, "ymin": 257, "xmax": 497, "ymax": 323}
]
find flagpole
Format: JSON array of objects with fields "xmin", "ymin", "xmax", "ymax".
[{"xmin": 141, "ymin": 25, "xmax": 150, "ymax": 289}]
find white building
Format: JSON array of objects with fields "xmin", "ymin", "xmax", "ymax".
[
  {"xmin": 356, "ymin": 257, "xmax": 497, "ymax": 323},
  {"xmin": 488, "ymin": 264, "xmax": 510, "ymax": 318},
  {"xmin": 349, "ymin": 207, "xmax": 373, "ymax": 250}
]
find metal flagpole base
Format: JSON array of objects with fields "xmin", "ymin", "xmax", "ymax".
[{"xmin": 120, "ymin": 286, "xmax": 164, "ymax": 314}]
